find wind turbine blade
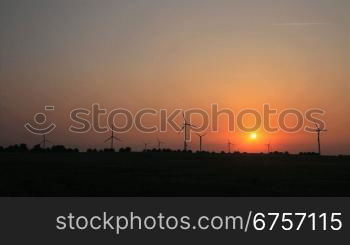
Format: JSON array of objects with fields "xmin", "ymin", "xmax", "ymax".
[
  {"xmin": 189, "ymin": 124, "xmax": 198, "ymax": 128},
  {"xmin": 104, "ymin": 137, "xmax": 112, "ymax": 143},
  {"xmin": 314, "ymin": 123, "xmax": 320, "ymax": 130},
  {"xmin": 178, "ymin": 126, "xmax": 185, "ymax": 133}
]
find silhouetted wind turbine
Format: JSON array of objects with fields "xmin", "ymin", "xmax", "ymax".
[
  {"xmin": 227, "ymin": 140, "xmax": 235, "ymax": 153},
  {"xmin": 104, "ymin": 125, "xmax": 121, "ymax": 150},
  {"xmin": 39, "ymin": 134, "xmax": 52, "ymax": 148},
  {"xmin": 196, "ymin": 133, "xmax": 207, "ymax": 152},
  {"xmin": 144, "ymin": 142, "xmax": 150, "ymax": 151},
  {"xmin": 265, "ymin": 141, "xmax": 272, "ymax": 154},
  {"xmin": 311, "ymin": 123, "xmax": 327, "ymax": 155},
  {"xmin": 179, "ymin": 112, "xmax": 197, "ymax": 151},
  {"xmin": 157, "ymin": 138, "xmax": 165, "ymax": 150}
]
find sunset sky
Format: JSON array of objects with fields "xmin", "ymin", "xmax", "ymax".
[{"xmin": 0, "ymin": 0, "xmax": 349, "ymax": 154}]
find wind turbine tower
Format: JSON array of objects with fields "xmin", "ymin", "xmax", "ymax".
[
  {"xmin": 196, "ymin": 133, "xmax": 207, "ymax": 152},
  {"xmin": 179, "ymin": 112, "xmax": 197, "ymax": 151},
  {"xmin": 227, "ymin": 140, "xmax": 235, "ymax": 153},
  {"xmin": 157, "ymin": 138, "xmax": 165, "ymax": 150},
  {"xmin": 39, "ymin": 134, "xmax": 52, "ymax": 148},
  {"xmin": 312, "ymin": 124, "xmax": 327, "ymax": 155},
  {"xmin": 104, "ymin": 125, "xmax": 121, "ymax": 150},
  {"xmin": 265, "ymin": 141, "xmax": 272, "ymax": 154}
]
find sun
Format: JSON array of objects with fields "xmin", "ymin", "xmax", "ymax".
[{"xmin": 250, "ymin": 132, "xmax": 257, "ymax": 140}]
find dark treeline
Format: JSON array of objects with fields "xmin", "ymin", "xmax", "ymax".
[
  {"xmin": 0, "ymin": 144, "xmax": 344, "ymax": 156},
  {"xmin": 0, "ymin": 144, "xmax": 79, "ymax": 153},
  {"xmin": 0, "ymin": 143, "xmax": 292, "ymax": 155}
]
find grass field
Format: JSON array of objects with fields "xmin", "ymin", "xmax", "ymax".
[{"xmin": 0, "ymin": 152, "xmax": 349, "ymax": 196}]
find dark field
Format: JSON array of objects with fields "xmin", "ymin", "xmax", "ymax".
[{"xmin": 0, "ymin": 152, "xmax": 349, "ymax": 196}]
